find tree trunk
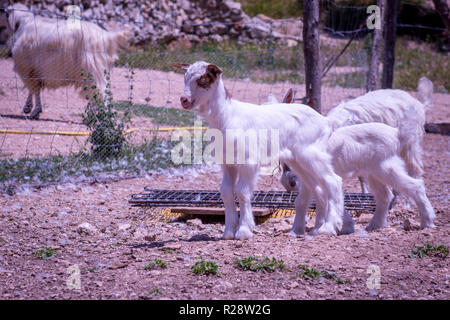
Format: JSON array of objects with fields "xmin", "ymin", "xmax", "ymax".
[
  {"xmin": 432, "ymin": 0, "xmax": 450, "ymax": 51},
  {"xmin": 367, "ymin": 0, "xmax": 385, "ymax": 92},
  {"xmin": 432, "ymin": 0, "xmax": 450, "ymax": 31},
  {"xmin": 382, "ymin": 0, "xmax": 397, "ymax": 89},
  {"xmin": 303, "ymin": 0, "xmax": 321, "ymax": 113}
]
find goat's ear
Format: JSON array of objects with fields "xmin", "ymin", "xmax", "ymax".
[
  {"xmin": 171, "ymin": 62, "xmax": 190, "ymax": 72},
  {"xmin": 206, "ymin": 64, "xmax": 222, "ymax": 79},
  {"xmin": 282, "ymin": 88, "xmax": 295, "ymax": 104}
]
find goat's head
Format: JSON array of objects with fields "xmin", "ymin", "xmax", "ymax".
[
  {"xmin": 172, "ymin": 61, "xmax": 223, "ymax": 111},
  {"xmin": 280, "ymin": 163, "xmax": 299, "ymax": 192},
  {"xmin": 5, "ymin": 3, "xmax": 31, "ymax": 34}
]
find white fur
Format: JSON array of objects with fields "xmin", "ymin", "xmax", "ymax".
[
  {"xmin": 6, "ymin": 3, "xmax": 129, "ymax": 119},
  {"xmin": 286, "ymin": 119, "xmax": 435, "ymax": 235},
  {"xmin": 176, "ymin": 61, "xmax": 345, "ymax": 239},
  {"xmin": 327, "ymin": 80, "xmax": 433, "ymax": 179}
]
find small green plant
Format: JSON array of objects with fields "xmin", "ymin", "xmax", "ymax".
[
  {"xmin": 160, "ymin": 248, "xmax": 179, "ymax": 254},
  {"xmin": 82, "ymin": 70, "xmax": 130, "ymax": 159},
  {"xmin": 149, "ymin": 288, "xmax": 163, "ymax": 296},
  {"xmin": 409, "ymin": 243, "xmax": 449, "ymax": 259},
  {"xmin": 144, "ymin": 259, "xmax": 168, "ymax": 270},
  {"xmin": 296, "ymin": 264, "xmax": 350, "ymax": 284},
  {"xmin": 191, "ymin": 257, "xmax": 220, "ymax": 276},
  {"xmin": 33, "ymin": 247, "xmax": 57, "ymax": 259},
  {"xmin": 235, "ymin": 256, "xmax": 285, "ymax": 273}
]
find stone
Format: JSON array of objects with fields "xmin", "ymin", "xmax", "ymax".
[
  {"xmin": 357, "ymin": 213, "xmax": 373, "ymax": 224},
  {"xmin": 76, "ymin": 222, "xmax": 97, "ymax": 235},
  {"xmin": 186, "ymin": 218, "xmax": 205, "ymax": 230}
]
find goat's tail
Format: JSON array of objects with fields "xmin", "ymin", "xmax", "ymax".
[
  {"xmin": 398, "ymin": 107, "xmax": 424, "ymax": 178},
  {"xmin": 417, "ymin": 77, "xmax": 434, "ymax": 111}
]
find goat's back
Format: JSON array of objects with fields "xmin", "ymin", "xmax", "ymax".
[
  {"xmin": 327, "ymin": 89, "xmax": 426, "ymax": 130},
  {"xmin": 10, "ymin": 10, "xmax": 127, "ymax": 92},
  {"xmin": 329, "ymin": 123, "xmax": 400, "ymax": 177}
]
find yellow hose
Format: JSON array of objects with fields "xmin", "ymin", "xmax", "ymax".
[{"xmin": 0, "ymin": 126, "xmax": 207, "ymax": 136}]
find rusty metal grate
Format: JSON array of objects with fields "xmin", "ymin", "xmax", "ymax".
[{"xmin": 129, "ymin": 188, "xmax": 376, "ymax": 212}]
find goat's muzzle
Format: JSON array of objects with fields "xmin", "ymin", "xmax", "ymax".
[{"xmin": 180, "ymin": 96, "xmax": 195, "ymax": 110}]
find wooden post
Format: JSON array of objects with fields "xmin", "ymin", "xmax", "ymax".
[
  {"xmin": 367, "ymin": 0, "xmax": 385, "ymax": 92},
  {"xmin": 303, "ymin": 0, "xmax": 321, "ymax": 113},
  {"xmin": 382, "ymin": 0, "xmax": 397, "ymax": 89}
]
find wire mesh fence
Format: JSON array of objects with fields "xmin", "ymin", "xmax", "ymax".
[{"xmin": 0, "ymin": 1, "xmax": 447, "ymax": 187}]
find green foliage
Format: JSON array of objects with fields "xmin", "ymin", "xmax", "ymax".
[
  {"xmin": 81, "ymin": 70, "xmax": 130, "ymax": 159},
  {"xmin": 409, "ymin": 243, "xmax": 449, "ymax": 259},
  {"xmin": 149, "ymin": 288, "xmax": 163, "ymax": 296},
  {"xmin": 0, "ymin": 47, "xmax": 8, "ymax": 59},
  {"xmin": 144, "ymin": 259, "xmax": 168, "ymax": 270},
  {"xmin": 234, "ymin": 256, "xmax": 285, "ymax": 273},
  {"xmin": 296, "ymin": 264, "xmax": 350, "ymax": 284},
  {"xmin": 112, "ymin": 101, "xmax": 196, "ymax": 126},
  {"xmin": 33, "ymin": 247, "xmax": 57, "ymax": 259},
  {"xmin": 0, "ymin": 138, "xmax": 179, "ymax": 185},
  {"xmin": 394, "ymin": 38, "xmax": 450, "ymax": 92},
  {"xmin": 238, "ymin": 0, "xmax": 303, "ymax": 18},
  {"xmin": 160, "ymin": 247, "xmax": 180, "ymax": 254},
  {"xmin": 191, "ymin": 257, "xmax": 220, "ymax": 276},
  {"xmin": 116, "ymin": 41, "xmax": 304, "ymax": 81}
]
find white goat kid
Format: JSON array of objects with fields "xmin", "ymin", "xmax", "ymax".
[
  {"xmin": 173, "ymin": 61, "xmax": 345, "ymax": 239},
  {"xmin": 283, "ymin": 114, "xmax": 435, "ymax": 233},
  {"xmin": 6, "ymin": 3, "xmax": 129, "ymax": 119}
]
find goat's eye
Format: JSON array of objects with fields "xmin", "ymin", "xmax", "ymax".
[{"xmin": 197, "ymin": 76, "xmax": 211, "ymax": 88}]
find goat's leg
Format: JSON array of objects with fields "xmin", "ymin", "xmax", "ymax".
[
  {"xmin": 339, "ymin": 209, "xmax": 355, "ymax": 235},
  {"xmin": 30, "ymin": 92, "xmax": 42, "ymax": 120},
  {"xmin": 311, "ymin": 185, "xmax": 354, "ymax": 235},
  {"xmin": 296, "ymin": 149, "xmax": 344, "ymax": 236},
  {"xmin": 379, "ymin": 160, "xmax": 435, "ymax": 229},
  {"xmin": 358, "ymin": 176, "xmax": 368, "ymax": 193},
  {"xmin": 234, "ymin": 165, "xmax": 258, "ymax": 240},
  {"xmin": 220, "ymin": 165, "xmax": 239, "ymax": 240},
  {"xmin": 23, "ymin": 93, "xmax": 33, "ymax": 114},
  {"xmin": 290, "ymin": 182, "xmax": 312, "ymax": 236},
  {"xmin": 365, "ymin": 175, "xmax": 393, "ymax": 231}
]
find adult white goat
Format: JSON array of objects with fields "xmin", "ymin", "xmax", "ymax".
[
  {"xmin": 290, "ymin": 119, "xmax": 435, "ymax": 234},
  {"xmin": 173, "ymin": 61, "xmax": 346, "ymax": 239},
  {"xmin": 6, "ymin": 3, "xmax": 130, "ymax": 119}
]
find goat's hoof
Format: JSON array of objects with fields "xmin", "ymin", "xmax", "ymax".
[
  {"xmin": 317, "ymin": 223, "xmax": 338, "ymax": 236},
  {"xmin": 30, "ymin": 110, "xmax": 42, "ymax": 120},
  {"xmin": 222, "ymin": 229, "xmax": 236, "ymax": 240},
  {"xmin": 365, "ymin": 223, "xmax": 383, "ymax": 232},
  {"xmin": 308, "ymin": 228, "xmax": 320, "ymax": 236},
  {"xmin": 235, "ymin": 226, "xmax": 253, "ymax": 240},
  {"xmin": 420, "ymin": 222, "xmax": 435, "ymax": 229},
  {"xmin": 339, "ymin": 224, "xmax": 355, "ymax": 235},
  {"xmin": 23, "ymin": 106, "xmax": 32, "ymax": 114},
  {"xmin": 289, "ymin": 228, "xmax": 305, "ymax": 237}
]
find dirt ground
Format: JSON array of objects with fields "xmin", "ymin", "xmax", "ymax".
[
  {"xmin": 0, "ymin": 131, "xmax": 448, "ymax": 300},
  {"xmin": 0, "ymin": 57, "xmax": 449, "ymax": 300}
]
